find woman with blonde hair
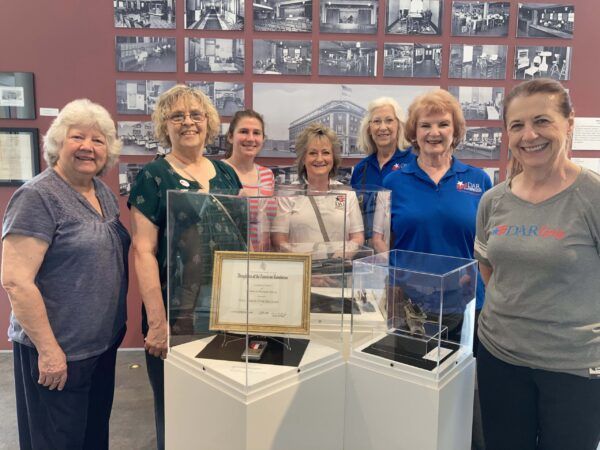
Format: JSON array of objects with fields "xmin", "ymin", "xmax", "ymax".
[{"xmin": 128, "ymin": 84, "xmax": 242, "ymax": 449}]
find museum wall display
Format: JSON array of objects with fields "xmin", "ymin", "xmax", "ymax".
[{"xmin": 0, "ymin": 0, "xmax": 599, "ymax": 350}]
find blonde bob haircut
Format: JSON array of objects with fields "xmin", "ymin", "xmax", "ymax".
[
  {"xmin": 152, "ymin": 84, "xmax": 220, "ymax": 149},
  {"xmin": 43, "ymin": 98, "xmax": 122, "ymax": 176},
  {"xmin": 358, "ymin": 97, "xmax": 410, "ymax": 155},
  {"xmin": 295, "ymin": 122, "xmax": 341, "ymax": 181},
  {"xmin": 404, "ymin": 89, "xmax": 466, "ymax": 154}
]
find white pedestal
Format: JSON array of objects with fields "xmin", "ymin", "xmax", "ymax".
[
  {"xmin": 165, "ymin": 337, "xmax": 346, "ymax": 450},
  {"xmin": 344, "ymin": 344, "xmax": 476, "ymax": 450}
]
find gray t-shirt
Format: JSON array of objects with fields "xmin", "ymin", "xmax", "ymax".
[
  {"xmin": 474, "ymin": 168, "xmax": 600, "ymax": 377},
  {"xmin": 2, "ymin": 169, "xmax": 130, "ymax": 361}
]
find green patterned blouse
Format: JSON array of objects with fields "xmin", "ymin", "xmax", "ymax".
[{"xmin": 127, "ymin": 156, "xmax": 245, "ymax": 335}]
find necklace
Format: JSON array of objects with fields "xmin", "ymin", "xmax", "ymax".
[{"xmin": 167, "ymin": 153, "xmax": 205, "ymax": 189}]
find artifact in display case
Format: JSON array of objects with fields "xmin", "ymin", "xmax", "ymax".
[
  {"xmin": 166, "ymin": 189, "xmax": 350, "ymax": 392},
  {"xmin": 352, "ymin": 250, "xmax": 477, "ymax": 377}
]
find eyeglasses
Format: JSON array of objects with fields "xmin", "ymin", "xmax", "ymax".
[
  {"xmin": 169, "ymin": 112, "xmax": 207, "ymax": 124},
  {"xmin": 370, "ymin": 118, "xmax": 396, "ymax": 127}
]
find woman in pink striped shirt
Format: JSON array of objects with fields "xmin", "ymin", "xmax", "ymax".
[{"xmin": 223, "ymin": 109, "xmax": 275, "ymax": 250}]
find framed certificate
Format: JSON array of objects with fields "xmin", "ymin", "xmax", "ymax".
[
  {"xmin": 0, "ymin": 128, "xmax": 40, "ymax": 186},
  {"xmin": 210, "ymin": 251, "xmax": 311, "ymax": 335}
]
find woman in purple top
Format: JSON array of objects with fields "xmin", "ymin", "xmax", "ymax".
[{"xmin": 1, "ymin": 99, "xmax": 130, "ymax": 449}]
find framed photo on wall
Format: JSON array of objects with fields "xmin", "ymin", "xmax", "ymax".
[
  {"xmin": 0, "ymin": 72, "xmax": 35, "ymax": 120},
  {"xmin": 0, "ymin": 128, "xmax": 40, "ymax": 186}
]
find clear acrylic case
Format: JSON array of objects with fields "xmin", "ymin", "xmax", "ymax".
[
  {"xmin": 166, "ymin": 188, "xmax": 364, "ymax": 392},
  {"xmin": 352, "ymin": 249, "xmax": 477, "ymax": 379}
]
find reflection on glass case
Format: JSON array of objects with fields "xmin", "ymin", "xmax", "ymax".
[{"xmin": 352, "ymin": 250, "xmax": 477, "ymax": 378}]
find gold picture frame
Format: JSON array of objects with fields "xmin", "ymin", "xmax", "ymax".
[{"xmin": 210, "ymin": 251, "xmax": 311, "ymax": 335}]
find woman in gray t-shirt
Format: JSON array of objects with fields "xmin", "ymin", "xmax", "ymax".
[{"xmin": 474, "ymin": 79, "xmax": 600, "ymax": 450}]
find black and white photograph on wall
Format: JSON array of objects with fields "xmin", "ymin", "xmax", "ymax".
[
  {"xmin": 187, "ymin": 81, "xmax": 245, "ymax": 116},
  {"xmin": 517, "ymin": 3, "xmax": 574, "ymax": 38},
  {"xmin": 115, "ymin": 36, "xmax": 176, "ymax": 72},
  {"xmin": 0, "ymin": 72, "xmax": 35, "ymax": 119},
  {"xmin": 185, "ymin": 0, "xmax": 244, "ymax": 30},
  {"xmin": 114, "ymin": 0, "xmax": 175, "ymax": 28},
  {"xmin": 448, "ymin": 86, "xmax": 504, "ymax": 120},
  {"xmin": 455, "ymin": 127, "xmax": 502, "ymax": 159},
  {"xmin": 119, "ymin": 163, "xmax": 147, "ymax": 196},
  {"xmin": 451, "ymin": 1, "xmax": 509, "ymax": 37},
  {"xmin": 116, "ymin": 80, "xmax": 176, "ymax": 115},
  {"xmin": 253, "ymin": 40, "xmax": 311, "ymax": 75},
  {"xmin": 253, "ymin": 82, "xmax": 436, "ymax": 157},
  {"xmin": 205, "ymin": 124, "xmax": 230, "ymax": 155},
  {"xmin": 319, "ymin": 41, "xmax": 377, "ymax": 77},
  {"xmin": 513, "ymin": 46, "xmax": 572, "ymax": 80},
  {"xmin": 383, "ymin": 43, "xmax": 441, "ymax": 78},
  {"xmin": 253, "ymin": 0, "xmax": 312, "ymax": 32},
  {"xmin": 272, "ymin": 166, "xmax": 299, "ymax": 184},
  {"xmin": 319, "ymin": 0, "xmax": 378, "ymax": 34},
  {"xmin": 385, "ymin": 0, "xmax": 443, "ymax": 35},
  {"xmin": 185, "ymin": 38, "xmax": 245, "ymax": 74},
  {"xmin": 483, "ymin": 167, "xmax": 500, "ymax": 185},
  {"xmin": 449, "ymin": 44, "xmax": 507, "ymax": 79},
  {"xmin": 117, "ymin": 122, "xmax": 166, "ymax": 156}
]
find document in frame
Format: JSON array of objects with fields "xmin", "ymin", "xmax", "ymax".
[{"xmin": 210, "ymin": 251, "xmax": 311, "ymax": 335}]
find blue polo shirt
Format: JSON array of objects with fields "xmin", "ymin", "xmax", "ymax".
[
  {"xmin": 383, "ymin": 157, "xmax": 492, "ymax": 309},
  {"xmin": 350, "ymin": 147, "xmax": 415, "ymax": 189}
]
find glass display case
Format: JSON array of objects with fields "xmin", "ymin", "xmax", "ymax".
[
  {"xmin": 166, "ymin": 188, "xmax": 369, "ymax": 392},
  {"xmin": 351, "ymin": 250, "xmax": 477, "ymax": 379}
]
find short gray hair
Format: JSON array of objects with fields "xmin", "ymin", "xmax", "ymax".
[
  {"xmin": 43, "ymin": 99, "xmax": 122, "ymax": 176},
  {"xmin": 358, "ymin": 97, "xmax": 409, "ymax": 155}
]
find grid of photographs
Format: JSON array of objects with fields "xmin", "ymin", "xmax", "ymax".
[{"xmin": 109, "ymin": 1, "xmax": 581, "ymax": 173}]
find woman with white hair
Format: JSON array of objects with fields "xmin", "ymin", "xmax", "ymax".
[
  {"xmin": 351, "ymin": 97, "xmax": 414, "ymax": 252},
  {"xmin": 351, "ymin": 96, "xmax": 414, "ymax": 190},
  {"xmin": 1, "ymin": 99, "xmax": 130, "ymax": 449}
]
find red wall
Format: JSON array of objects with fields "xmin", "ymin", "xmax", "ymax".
[{"xmin": 1, "ymin": 0, "xmax": 599, "ymax": 349}]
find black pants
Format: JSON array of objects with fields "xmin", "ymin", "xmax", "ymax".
[
  {"xmin": 13, "ymin": 327, "xmax": 125, "ymax": 450},
  {"xmin": 477, "ymin": 343, "xmax": 600, "ymax": 450},
  {"xmin": 145, "ymin": 351, "xmax": 165, "ymax": 450}
]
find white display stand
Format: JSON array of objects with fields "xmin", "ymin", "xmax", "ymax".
[
  {"xmin": 344, "ymin": 341, "xmax": 476, "ymax": 450},
  {"xmin": 165, "ymin": 336, "xmax": 346, "ymax": 450}
]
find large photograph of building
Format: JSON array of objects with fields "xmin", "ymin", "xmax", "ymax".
[
  {"xmin": 319, "ymin": 0, "xmax": 378, "ymax": 34},
  {"xmin": 386, "ymin": 0, "xmax": 443, "ymax": 35},
  {"xmin": 253, "ymin": 0, "xmax": 312, "ymax": 32},
  {"xmin": 252, "ymin": 82, "xmax": 436, "ymax": 157},
  {"xmin": 184, "ymin": 0, "xmax": 244, "ymax": 30},
  {"xmin": 319, "ymin": 41, "xmax": 377, "ymax": 76}
]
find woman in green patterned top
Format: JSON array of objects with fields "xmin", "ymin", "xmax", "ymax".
[{"xmin": 127, "ymin": 84, "xmax": 242, "ymax": 450}]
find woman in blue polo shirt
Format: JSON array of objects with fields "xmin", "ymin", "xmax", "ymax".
[
  {"xmin": 382, "ymin": 89, "xmax": 492, "ymax": 351},
  {"xmin": 351, "ymin": 97, "xmax": 415, "ymax": 250},
  {"xmin": 351, "ymin": 97, "xmax": 414, "ymax": 189}
]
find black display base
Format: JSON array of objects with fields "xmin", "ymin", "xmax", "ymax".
[
  {"xmin": 362, "ymin": 333, "xmax": 460, "ymax": 371},
  {"xmin": 310, "ymin": 292, "xmax": 361, "ymax": 314},
  {"xmin": 196, "ymin": 334, "xmax": 309, "ymax": 367}
]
